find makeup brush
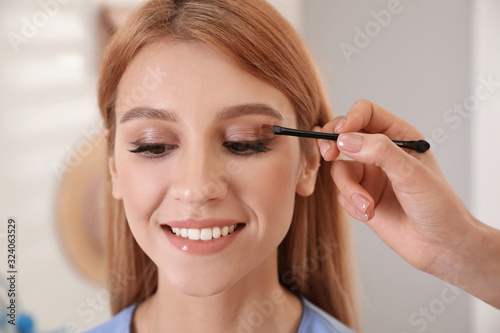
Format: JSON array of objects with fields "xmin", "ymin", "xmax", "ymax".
[{"xmin": 262, "ymin": 125, "xmax": 430, "ymax": 153}]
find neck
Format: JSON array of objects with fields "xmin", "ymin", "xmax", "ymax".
[{"xmin": 134, "ymin": 252, "xmax": 302, "ymax": 333}]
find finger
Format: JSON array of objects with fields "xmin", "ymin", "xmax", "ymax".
[
  {"xmin": 357, "ymin": 163, "xmax": 388, "ymax": 206},
  {"xmin": 338, "ymin": 99, "xmax": 424, "ymax": 140},
  {"xmin": 336, "ymin": 182, "xmax": 375, "ymax": 222},
  {"xmin": 331, "ymin": 160, "xmax": 375, "ymax": 221},
  {"xmin": 318, "ymin": 116, "xmax": 344, "ymax": 161},
  {"xmin": 336, "ymin": 132, "xmax": 433, "ymax": 191},
  {"xmin": 336, "ymin": 191, "xmax": 364, "ymax": 221}
]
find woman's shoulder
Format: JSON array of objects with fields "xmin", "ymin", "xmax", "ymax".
[
  {"xmin": 298, "ymin": 296, "xmax": 357, "ymax": 333},
  {"xmin": 84, "ymin": 303, "xmax": 138, "ymax": 333}
]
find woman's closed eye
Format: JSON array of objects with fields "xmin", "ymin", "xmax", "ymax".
[
  {"xmin": 223, "ymin": 140, "xmax": 272, "ymax": 155},
  {"xmin": 129, "ymin": 143, "xmax": 178, "ymax": 158},
  {"xmin": 128, "ymin": 140, "xmax": 273, "ymax": 158}
]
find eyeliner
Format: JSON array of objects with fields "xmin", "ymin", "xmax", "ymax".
[{"xmin": 272, "ymin": 125, "xmax": 430, "ymax": 153}]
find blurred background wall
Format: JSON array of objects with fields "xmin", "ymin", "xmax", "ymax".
[
  {"xmin": 302, "ymin": 0, "xmax": 500, "ymax": 332},
  {"xmin": 0, "ymin": 0, "xmax": 498, "ymax": 332}
]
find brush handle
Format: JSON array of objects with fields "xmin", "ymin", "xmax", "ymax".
[{"xmin": 273, "ymin": 126, "xmax": 430, "ymax": 153}]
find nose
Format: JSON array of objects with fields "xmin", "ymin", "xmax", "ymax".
[{"xmin": 169, "ymin": 144, "xmax": 229, "ymax": 206}]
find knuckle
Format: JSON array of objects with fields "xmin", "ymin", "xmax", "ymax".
[
  {"xmin": 330, "ymin": 162, "xmax": 338, "ymax": 179},
  {"xmin": 322, "ymin": 121, "xmax": 336, "ymax": 132},
  {"xmin": 370, "ymin": 134, "xmax": 394, "ymax": 163},
  {"xmin": 354, "ymin": 98, "xmax": 370, "ymax": 107},
  {"xmin": 350, "ymin": 99, "xmax": 373, "ymax": 127},
  {"xmin": 330, "ymin": 159, "xmax": 344, "ymax": 173},
  {"xmin": 330, "ymin": 161, "xmax": 345, "ymax": 181}
]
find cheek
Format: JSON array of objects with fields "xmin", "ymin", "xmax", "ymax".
[
  {"xmin": 236, "ymin": 149, "xmax": 301, "ymax": 233},
  {"xmin": 246, "ymin": 162, "xmax": 295, "ymax": 208},
  {"xmin": 114, "ymin": 153, "xmax": 168, "ymax": 226}
]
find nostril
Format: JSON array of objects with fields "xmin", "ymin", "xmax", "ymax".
[
  {"xmin": 202, "ymin": 182, "xmax": 218, "ymax": 197},
  {"xmin": 201, "ymin": 181, "xmax": 228, "ymax": 199},
  {"xmin": 169, "ymin": 168, "xmax": 230, "ymax": 203}
]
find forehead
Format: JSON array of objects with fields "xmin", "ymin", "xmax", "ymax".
[{"xmin": 115, "ymin": 41, "xmax": 296, "ymax": 124}]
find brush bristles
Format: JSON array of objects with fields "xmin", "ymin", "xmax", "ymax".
[{"xmin": 259, "ymin": 124, "xmax": 275, "ymax": 135}]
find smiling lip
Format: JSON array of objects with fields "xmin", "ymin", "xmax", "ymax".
[
  {"xmin": 161, "ymin": 218, "xmax": 245, "ymax": 255},
  {"xmin": 162, "ymin": 218, "xmax": 243, "ymax": 229}
]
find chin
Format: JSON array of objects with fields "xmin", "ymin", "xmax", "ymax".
[{"xmin": 156, "ymin": 257, "xmax": 248, "ymax": 297}]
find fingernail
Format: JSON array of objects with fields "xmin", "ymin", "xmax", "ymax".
[
  {"xmin": 338, "ymin": 134, "xmax": 363, "ymax": 153},
  {"xmin": 355, "ymin": 209, "xmax": 370, "ymax": 221},
  {"xmin": 319, "ymin": 139, "xmax": 332, "ymax": 157},
  {"xmin": 334, "ymin": 117, "xmax": 347, "ymax": 133},
  {"xmin": 352, "ymin": 193, "xmax": 371, "ymax": 213}
]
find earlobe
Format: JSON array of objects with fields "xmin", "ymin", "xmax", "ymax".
[
  {"xmin": 295, "ymin": 149, "xmax": 321, "ymax": 196},
  {"xmin": 108, "ymin": 156, "xmax": 122, "ymax": 200}
]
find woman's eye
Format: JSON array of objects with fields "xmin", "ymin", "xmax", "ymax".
[
  {"xmin": 223, "ymin": 141, "xmax": 272, "ymax": 155},
  {"xmin": 129, "ymin": 144, "xmax": 177, "ymax": 158}
]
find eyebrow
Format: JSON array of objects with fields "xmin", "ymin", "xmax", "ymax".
[
  {"xmin": 120, "ymin": 107, "xmax": 179, "ymax": 124},
  {"xmin": 119, "ymin": 103, "xmax": 284, "ymax": 124},
  {"xmin": 215, "ymin": 103, "xmax": 284, "ymax": 122}
]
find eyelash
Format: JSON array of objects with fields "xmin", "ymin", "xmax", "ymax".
[
  {"xmin": 129, "ymin": 141, "xmax": 272, "ymax": 158},
  {"xmin": 129, "ymin": 144, "xmax": 177, "ymax": 158},
  {"xmin": 223, "ymin": 141, "xmax": 272, "ymax": 155}
]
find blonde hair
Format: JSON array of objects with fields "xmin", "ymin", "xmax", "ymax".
[{"xmin": 98, "ymin": 0, "xmax": 360, "ymax": 330}]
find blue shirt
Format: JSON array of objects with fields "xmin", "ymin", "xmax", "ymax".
[{"xmin": 85, "ymin": 295, "xmax": 355, "ymax": 333}]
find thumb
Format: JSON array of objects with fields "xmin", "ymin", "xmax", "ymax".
[{"xmin": 336, "ymin": 133, "xmax": 430, "ymax": 190}]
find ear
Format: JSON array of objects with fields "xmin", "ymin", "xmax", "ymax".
[
  {"xmin": 295, "ymin": 126, "xmax": 322, "ymax": 197},
  {"xmin": 105, "ymin": 131, "xmax": 123, "ymax": 200}
]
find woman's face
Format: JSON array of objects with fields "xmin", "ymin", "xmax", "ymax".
[{"xmin": 110, "ymin": 41, "xmax": 319, "ymax": 296}]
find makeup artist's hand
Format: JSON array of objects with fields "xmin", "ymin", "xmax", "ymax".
[{"xmin": 317, "ymin": 99, "xmax": 500, "ymax": 309}]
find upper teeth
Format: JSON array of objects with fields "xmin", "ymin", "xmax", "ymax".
[{"xmin": 170, "ymin": 224, "xmax": 238, "ymax": 241}]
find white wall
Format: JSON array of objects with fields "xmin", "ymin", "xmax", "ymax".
[
  {"xmin": 268, "ymin": 0, "xmax": 304, "ymax": 33},
  {"xmin": 0, "ymin": 0, "xmax": 111, "ymax": 331},
  {"xmin": 303, "ymin": 0, "xmax": 500, "ymax": 332},
  {"xmin": 302, "ymin": 0, "xmax": 499, "ymax": 332}
]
